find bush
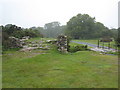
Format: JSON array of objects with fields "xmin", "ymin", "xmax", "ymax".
[
  {"xmin": 69, "ymin": 45, "xmax": 88, "ymax": 53},
  {"xmin": 106, "ymin": 51, "xmax": 119, "ymax": 55},
  {"xmin": 2, "ymin": 24, "xmax": 44, "ymax": 51}
]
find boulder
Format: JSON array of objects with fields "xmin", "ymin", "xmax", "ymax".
[{"xmin": 9, "ymin": 36, "xmax": 23, "ymax": 48}]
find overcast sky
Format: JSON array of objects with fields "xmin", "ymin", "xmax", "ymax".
[{"xmin": 0, "ymin": 0, "xmax": 119, "ymax": 28}]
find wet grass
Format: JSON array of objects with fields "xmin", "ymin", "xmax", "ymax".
[{"xmin": 2, "ymin": 38, "xmax": 118, "ymax": 88}]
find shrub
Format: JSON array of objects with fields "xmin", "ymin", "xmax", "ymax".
[{"xmin": 69, "ymin": 45, "xmax": 88, "ymax": 53}]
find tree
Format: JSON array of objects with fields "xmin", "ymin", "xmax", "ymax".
[
  {"xmin": 23, "ymin": 29, "xmax": 43, "ymax": 38},
  {"xmin": 66, "ymin": 14, "xmax": 96, "ymax": 39},
  {"xmin": 94, "ymin": 22, "xmax": 107, "ymax": 38},
  {"xmin": 43, "ymin": 21, "xmax": 65, "ymax": 38},
  {"xmin": 2, "ymin": 24, "xmax": 43, "ymax": 50},
  {"xmin": 109, "ymin": 28, "xmax": 118, "ymax": 39},
  {"xmin": 4, "ymin": 24, "xmax": 22, "ymax": 35},
  {"xmin": 66, "ymin": 13, "xmax": 114, "ymax": 39},
  {"xmin": 114, "ymin": 27, "xmax": 120, "ymax": 48},
  {"xmin": 44, "ymin": 22, "xmax": 60, "ymax": 30}
]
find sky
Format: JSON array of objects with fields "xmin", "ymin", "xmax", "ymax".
[{"xmin": 0, "ymin": 0, "xmax": 119, "ymax": 28}]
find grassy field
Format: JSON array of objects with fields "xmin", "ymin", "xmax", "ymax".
[{"xmin": 2, "ymin": 38, "xmax": 118, "ymax": 88}]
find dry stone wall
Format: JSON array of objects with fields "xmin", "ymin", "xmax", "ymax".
[
  {"xmin": 8, "ymin": 36, "xmax": 29, "ymax": 48},
  {"xmin": 56, "ymin": 35, "xmax": 68, "ymax": 53}
]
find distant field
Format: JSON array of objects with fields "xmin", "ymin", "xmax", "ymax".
[
  {"xmin": 2, "ymin": 38, "xmax": 118, "ymax": 88},
  {"xmin": 74, "ymin": 40, "xmax": 116, "ymax": 49}
]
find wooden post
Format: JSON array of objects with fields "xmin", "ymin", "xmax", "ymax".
[
  {"xmin": 103, "ymin": 42, "xmax": 104, "ymax": 49},
  {"xmin": 108, "ymin": 42, "xmax": 110, "ymax": 49},
  {"xmin": 97, "ymin": 40, "xmax": 99, "ymax": 48},
  {"xmin": 116, "ymin": 44, "xmax": 117, "ymax": 50}
]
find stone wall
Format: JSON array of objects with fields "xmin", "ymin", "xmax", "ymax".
[
  {"xmin": 8, "ymin": 36, "xmax": 29, "ymax": 48},
  {"xmin": 56, "ymin": 35, "xmax": 68, "ymax": 53},
  {"xmin": 9, "ymin": 36, "xmax": 23, "ymax": 48}
]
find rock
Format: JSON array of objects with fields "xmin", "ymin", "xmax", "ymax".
[
  {"xmin": 20, "ymin": 47, "xmax": 38, "ymax": 51},
  {"xmin": 22, "ymin": 36, "xmax": 30, "ymax": 40},
  {"xmin": 9, "ymin": 36, "xmax": 23, "ymax": 48},
  {"xmin": 46, "ymin": 40, "xmax": 57, "ymax": 44},
  {"xmin": 46, "ymin": 40, "xmax": 51, "ymax": 43},
  {"xmin": 8, "ymin": 36, "xmax": 31, "ymax": 48},
  {"xmin": 56, "ymin": 35, "xmax": 68, "ymax": 53}
]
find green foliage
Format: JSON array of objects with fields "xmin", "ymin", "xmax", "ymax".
[
  {"xmin": 106, "ymin": 51, "xmax": 119, "ymax": 55},
  {"xmin": 69, "ymin": 45, "xmax": 88, "ymax": 52},
  {"xmin": 12, "ymin": 30, "xmax": 25, "ymax": 38},
  {"xmin": 114, "ymin": 37, "xmax": 120, "ymax": 47},
  {"xmin": 2, "ymin": 24, "xmax": 22, "ymax": 35},
  {"xmin": 2, "ymin": 24, "xmax": 44, "ymax": 39},
  {"xmin": 43, "ymin": 22, "xmax": 66, "ymax": 38},
  {"xmin": 114, "ymin": 28, "xmax": 120, "ymax": 48},
  {"xmin": 24, "ymin": 29, "xmax": 43, "ymax": 38},
  {"xmin": 66, "ymin": 14, "xmax": 95, "ymax": 39},
  {"xmin": 2, "ymin": 31, "xmax": 11, "ymax": 50},
  {"xmin": 66, "ymin": 13, "xmax": 117, "ymax": 39},
  {"xmin": 1, "ymin": 24, "xmax": 44, "ymax": 50}
]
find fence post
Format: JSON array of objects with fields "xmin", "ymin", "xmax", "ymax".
[{"xmin": 97, "ymin": 40, "xmax": 99, "ymax": 48}]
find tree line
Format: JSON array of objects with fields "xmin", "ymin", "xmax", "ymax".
[
  {"xmin": 30, "ymin": 14, "xmax": 118, "ymax": 39},
  {"xmin": 66, "ymin": 14, "xmax": 118, "ymax": 39},
  {"xmin": 1, "ymin": 13, "xmax": 119, "ymax": 50}
]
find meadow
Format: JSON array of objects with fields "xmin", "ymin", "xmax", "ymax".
[{"xmin": 2, "ymin": 38, "xmax": 118, "ymax": 88}]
